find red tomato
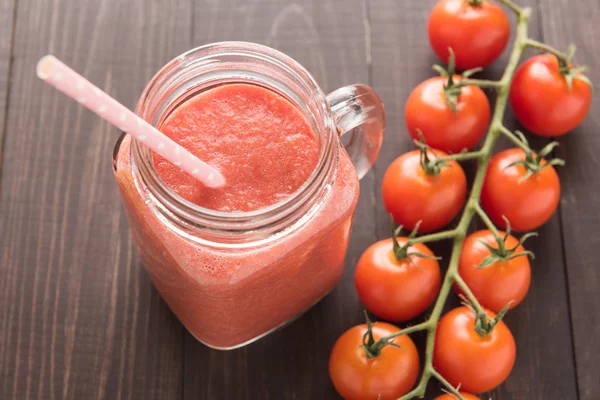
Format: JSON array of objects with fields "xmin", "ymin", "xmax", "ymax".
[
  {"xmin": 329, "ymin": 322, "xmax": 419, "ymax": 400},
  {"xmin": 383, "ymin": 149, "xmax": 467, "ymax": 233},
  {"xmin": 457, "ymin": 230, "xmax": 531, "ymax": 312},
  {"xmin": 481, "ymin": 148, "xmax": 561, "ymax": 231},
  {"xmin": 433, "ymin": 307, "xmax": 516, "ymax": 393},
  {"xmin": 510, "ymin": 54, "xmax": 592, "ymax": 136},
  {"xmin": 428, "ymin": 0, "xmax": 510, "ymax": 70},
  {"xmin": 405, "ymin": 76, "xmax": 490, "ymax": 153},
  {"xmin": 434, "ymin": 393, "xmax": 480, "ymax": 400},
  {"xmin": 355, "ymin": 238, "xmax": 441, "ymax": 322}
]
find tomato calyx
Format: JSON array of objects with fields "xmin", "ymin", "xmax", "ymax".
[
  {"xmin": 525, "ymin": 41, "xmax": 592, "ymax": 91},
  {"xmin": 557, "ymin": 45, "xmax": 592, "ymax": 91},
  {"xmin": 466, "ymin": 0, "xmax": 484, "ymax": 6},
  {"xmin": 361, "ymin": 311, "xmax": 402, "ymax": 358},
  {"xmin": 392, "ymin": 219, "xmax": 441, "ymax": 262},
  {"xmin": 462, "ymin": 297, "xmax": 512, "ymax": 338},
  {"xmin": 477, "ymin": 217, "xmax": 537, "ymax": 269},
  {"xmin": 432, "ymin": 48, "xmax": 483, "ymax": 112},
  {"xmin": 415, "ymin": 135, "xmax": 450, "ymax": 177},
  {"xmin": 505, "ymin": 131, "xmax": 565, "ymax": 182}
]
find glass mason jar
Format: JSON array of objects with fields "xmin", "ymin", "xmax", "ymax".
[{"xmin": 113, "ymin": 42, "xmax": 385, "ymax": 349}]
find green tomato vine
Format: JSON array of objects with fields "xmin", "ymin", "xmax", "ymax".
[{"xmin": 361, "ymin": 1, "xmax": 587, "ymax": 398}]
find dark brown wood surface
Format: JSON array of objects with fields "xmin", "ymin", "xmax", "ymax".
[
  {"xmin": 539, "ymin": 2, "xmax": 600, "ymax": 398},
  {"xmin": 0, "ymin": 0, "xmax": 597, "ymax": 399},
  {"xmin": 0, "ymin": 0, "xmax": 15, "ymax": 169}
]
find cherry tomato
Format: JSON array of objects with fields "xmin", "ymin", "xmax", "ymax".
[
  {"xmin": 510, "ymin": 54, "xmax": 592, "ymax": 136},
  {"xmin": 434, "ymin": 392, "xmax": 481, "ymax": 400},
  {"xmin": 433, "ymin": 307, "xmax": 516, "ymax": 393},
  {"xmin": 457, "ymin": 230, "xmax": 531, "ymax": 312},
  {"xmin": 405, "ymin": 76, "xmax": 490, "ymax": 153},
  {"xmin": 355, "ymin": 238, "xmax": 441, "ymax": 322},
  {"xmin": 383, "ymin": 149, "xmax": 467, "ymax": 233},
  {"xmin": 481, "ymin": 148, "xmax": 560, "ymax": 231},
  {"xmin": 428, "ymin": 0, "xmax": 510, "ymax": 70},
  {"xmin": 329, "ymin": 322, "xmax": 419, "ymax": 400}
]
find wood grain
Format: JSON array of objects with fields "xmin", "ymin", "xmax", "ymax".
[
  {"xmin": 0, "ymin": 0, "xmax": 16, "ymax": 169},
  {"xmin": 0, "ymin": 0, "xmax": 192, "ymax": 398},
  {"xmin": 538, "ymin": 1, "xmax": 600, "ymax": 399},
  {"xmin": 369, "ymin": 0, "xmax": 578, "ymax": 398},
  {"xmin": 183, "ymin": 1, "xmax": 374, "ymax": 399}
]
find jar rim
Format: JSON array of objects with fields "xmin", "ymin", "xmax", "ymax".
[{"xmin": 130, "ymin": 41, "xmax": 338, "ymax": 236}]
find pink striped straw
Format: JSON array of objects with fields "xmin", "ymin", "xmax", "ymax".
[{"xmin": 36, "ymin": 55, "xmax": 225, "ymax": 188}]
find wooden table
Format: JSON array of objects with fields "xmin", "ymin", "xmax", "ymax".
[{"xmin": 1, "ymin": 0, "xmax": 598, "ymax": 399}]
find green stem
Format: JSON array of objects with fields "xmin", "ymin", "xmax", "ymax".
[
  {"xmin": 474, "ymin": 202, "xmax": 502, "ymax": 240},
  {"xmin": 395, "ymin": 7, "xmax": 532, "ymax": 399},
  {"xmin": 435, "ymin": 150, "xmax": 485, "ymax": 163},
  {"xmin": 431, "ymin": 369, "xmax": 466, "ymax": 400},
  {"xmin": 499, "ymin": 125, "xmax": 530, "ymax": 152},
  {"xmin": 497, "ymin": 0, "xmax": 524, "ymax": 14},
  {"xmin": 459, "ymin": 78, "xmax": 503, "ymax": 89},
  {"xmin": 454, "ymin": 274, "xmax": 485, "ymax": 314},
  {"xmin": 376, "ymin": 321, "xmax": 432, "ymax": 343},
  {"xmin": 408, "ymin": 229, "xmax": 458, "ymax": 245},
  {"xmin": 525, "ymin": 39, "xmax": 569, "ymax": 63}
]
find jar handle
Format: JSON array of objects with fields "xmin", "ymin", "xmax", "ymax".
[{"xmin": 326, "ymin": 84, "xmax": 385, "ymax": 179}]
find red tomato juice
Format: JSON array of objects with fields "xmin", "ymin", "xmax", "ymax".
[
  {"xmin": 114, "ymin": 83, "xmax": 359, "ymax": 348},
  {"xmin": 154, "ymin": 83, "xmax": 320, "ymax": 211}
]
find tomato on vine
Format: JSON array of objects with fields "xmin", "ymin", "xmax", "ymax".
[
  {"xmin": 481, "ymin": 144, "xmax": 562, "ymax": 231},
  {"xmin": 329, "ymin": 316, "xmax": 419, "ymax": 400},
  {"xmin": 457, "ymin": 229, "xmax": 533, "ymax": 312},
  {"xmin": 434, "ymin": 393, "xmax": 481, "ymax": 400},
  {"xmin": 355, "ymin": 223, "xmax": 441, "ymax": 322},
  {"xmin": 428, "ymin": 0, "xmax": 510, "ymax": 70},
  {"xmin": 433, "ymin": 306, "xmax": 516, "ymax": 393},
  {"xmin": 382, "ymin": 145, "xmax": 467, "ymax": 233},
  {"xmin": 405, "ymin": 56, "xmax": 491, "ymax": 153},
  {"xmin": 510, "ymin": 52, "xmax": 592, "ymax": 136}
]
